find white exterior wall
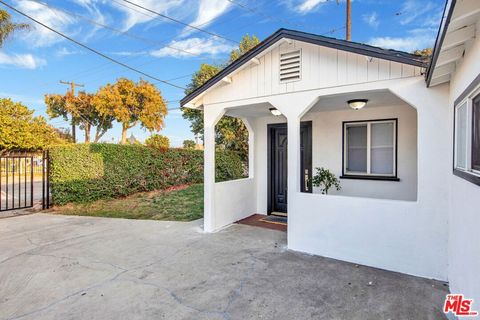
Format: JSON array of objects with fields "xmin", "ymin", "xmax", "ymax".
[
  {"xmin": 242, "ymin": 84, "xmax": 448, "ymax": 279},
  {"xmin": 448, "ymin": 32, "xmax": 480, "ymax": 304},
  {"xmin": 287, "ymin": 81, "xmax": 450, "ymax": 280},
  {"xmin": 305, "ymin": 104, "xmax": 418, "ymax": 201},
  {"xmin": 200, "ymin": 41, "xmax": 450, "ymax": 280},
  {"xmin": 214, "ymin": 178, "xmax": 257, "ymax": 228},
  {"xmin": 251, "ymin": 104, "xmax": 417, "ymax": 213}
]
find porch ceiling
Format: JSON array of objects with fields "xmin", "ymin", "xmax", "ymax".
[
  {"xmin": 307, "ymin": 89, "xmax": 408, "ymax": 113},
  {"xmin": 224, "ymin": 102, "xmax": 277, "ymax": 118}
]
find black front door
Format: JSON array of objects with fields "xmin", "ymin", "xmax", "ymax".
[
  {"xmin": 268, "ymin": 122, "xmax": 312, "ymax": 214},
  {"xmin": 271, "ymin": 125, "xmax": 288, "ymax": 213}
]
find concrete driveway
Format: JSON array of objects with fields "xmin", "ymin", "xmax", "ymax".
[{"xmin": 0, "ymin": 214, "xmax": 448, "ymax": 320}]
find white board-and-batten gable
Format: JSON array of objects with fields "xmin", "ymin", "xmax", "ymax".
[{"xmin": 181, "ymin": 29, "xmax": 426, "ymax": 108}]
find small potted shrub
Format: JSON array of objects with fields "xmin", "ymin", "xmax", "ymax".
[{"xmin": 311, "ymin": 167, "xmax": 341, "ymax": 194}]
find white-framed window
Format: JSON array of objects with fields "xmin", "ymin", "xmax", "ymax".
[
  {"xmin": 343, "ymin": 119, "xmax": 397, "ymax": 179},
  {"xmin": 454, "ymin": 89, "xmax": 480, "ymax": 178}
]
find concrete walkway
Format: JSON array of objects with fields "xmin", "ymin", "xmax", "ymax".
[{"xmin": 0, "ymin": 214, "xmax": 448, "ymax": 320}]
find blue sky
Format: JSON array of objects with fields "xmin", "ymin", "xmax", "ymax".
[{"xmin": 0, "ymin": 0, "xmax": 445, "ymax": 146}]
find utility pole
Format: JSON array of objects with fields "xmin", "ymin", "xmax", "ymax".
[
  {"xmin": 59, "ymin": 80, "xmax": 84, "ymax": 143},
  {"xmin": 346, "ymin": 0, "xmax": 351, "ymax": 41},
  {"xmin": 337, "ymin": 0, "xmax": 351, "ymax": 41}
]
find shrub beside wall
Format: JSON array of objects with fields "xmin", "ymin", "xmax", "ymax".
[
  {"xmin": 49, "ymin": 143, "xmax": 243, "ymax": 205},
  {"xmin": 215, "ymin": 150, "xmax": 244, "ymax": 182}
]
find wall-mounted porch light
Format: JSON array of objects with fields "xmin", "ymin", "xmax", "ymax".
[
  {"xmin": 269, "ymin": 107, "xmax": 282, "ymax": 116},
  {"xmin": 347, "ymin": 99, "xmax": 368, "ymax": 110}
]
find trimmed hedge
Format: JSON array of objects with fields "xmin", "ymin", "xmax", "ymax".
[{"xmin": 49, "ymin": 143, "xmax": 243, "ymax": 205}]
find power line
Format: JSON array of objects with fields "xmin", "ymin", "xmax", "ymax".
[
  {"xmin": 0, "ymin": 1, "xmax": 186, "ymax": 90},
  {"xmin": 118, "ymin": 0, "xmax": 239, "ymax": 44},
  {"xmin": 225, "ymin": 0, "xmax": 303, "ymax": 29},
  {"xmin": 29, "ymin": 0, "xmax": 202, "ymax": 58},
  {"xmin": 27, "ymin": 0, "xmax": 200, "ymax": 83},
  {"xmin": 321, "ymin": 25, "xmax": 346, "ymax": 36},
  {"xmin": 54, "ymin": 1, "xmax": 244, "ymax": 85}
]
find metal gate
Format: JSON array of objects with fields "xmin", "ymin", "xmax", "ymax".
[{"xmin": 0, "ymin": 151, "xmax": 50, "ymax": 212}]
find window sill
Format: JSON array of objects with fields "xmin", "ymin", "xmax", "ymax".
[
  {"xmin": 340, "ymin": 175, "xmax": 400, "ymax": 182},
  {"xmin": 453, "ymin": 169, "xmax": 480, "ymax": 186}
]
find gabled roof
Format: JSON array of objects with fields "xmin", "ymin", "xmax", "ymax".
[{"xmin": 181, "ymin": 28, "xmax": 428, "ymax": 107}]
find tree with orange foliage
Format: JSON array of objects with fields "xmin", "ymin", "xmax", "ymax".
[{"xmin": 94, "ymin": 78, "xmax": 167, "ymax": 144}]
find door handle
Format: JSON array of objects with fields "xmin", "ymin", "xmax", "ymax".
[{"xmin": 304, "ymin": 169, "xmax": 309, "ymax": 192}]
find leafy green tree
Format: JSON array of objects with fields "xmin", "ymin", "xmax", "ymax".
[
  {"xmin": 0, "ymin": 98, "xmax": 64, "ymax": 151},
  {"xmin": 45, "ymin": 91, "xmax": 114, "ymax": 143},
  {"xmin": 183, "ymin": 139, "xmax": 195, "ymax": 149},
  {"xmin": 145, "ymin": 134, "xmax": 170, "ymax": 150},
  {"xmin": 0, "ymin": 9, "xmax": 29, "ymax": 48},
  {"xmin": 182, "ymin": 34, "xmax": 260, "ymax": 160},
  {"xmin": 229, "ymin": 34, "xmax": 260, "ymax": 62},
  {"xmin": 94, "ymin": 78, "xmax": 167, "ymax": 144},
  {"xmin": 182, "ymin": 64, "xmax": 222, "ymax": 143}
]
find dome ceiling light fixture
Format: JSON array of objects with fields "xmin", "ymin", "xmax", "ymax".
[
  {"xmin": 347, "ymin": 99, "xmax": 368, "ymax": 110},
  {"xmin": 269, "ymin": 107, "xmax": 282, "ymax": 116}
]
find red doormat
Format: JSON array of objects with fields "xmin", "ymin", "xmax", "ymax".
[{"xmin": 236, "ymin": 214, "xmax": 287, "ymax": 232}]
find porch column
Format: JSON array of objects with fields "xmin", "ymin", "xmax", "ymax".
[
  {"xmin": 240, "ymin": 117, "xmax": 255, "ymax": 178},
  {"xmin": 269, "ymin": 93, "xmax": 318, "ymax": 220},
  {"xmin": 203, "ymin": 105, "xmax": 225, "ymax": 232}
]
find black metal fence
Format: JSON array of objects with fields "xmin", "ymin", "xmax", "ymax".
[
  {"xmin": 42, "ymin": 151, "xmax": 50, "ymax": 210},
  {"xmin": 0, "ymin": 151, "xmax": 50, "ymax": 212}
]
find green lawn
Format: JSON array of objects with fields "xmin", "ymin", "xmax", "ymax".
[{"xmin": 50, "ymin": 184, "xmax": 204, "ymax": 221}]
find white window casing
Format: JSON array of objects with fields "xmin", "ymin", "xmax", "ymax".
[
  {"xmin": 455, "ymin": 101, "xmax": 468, "ymax": 170},
  {"xmin": 454, "ymin": 85, "xmax": 480, "ymax": 178}
]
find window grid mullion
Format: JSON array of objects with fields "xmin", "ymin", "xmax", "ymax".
[
  {"xmin": 367, "ymin": 123, "xmax": 371, "ymax": 174},
  {"xmin": 466, "ymin": 100, "xmax": 472, "ymax": 171},
  {"xmin": 393, "ymin": 121, "xmax": 397, "ymax": 176}
]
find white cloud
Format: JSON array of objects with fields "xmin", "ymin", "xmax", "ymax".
[
  {"xmin": 0, "ymin": 52, "xmax": 46, "ymax": 69},
  {"xmin": 150, "ymin": 37, "xmax": 234, "ymax": 58},
  {"xmin": 56, "ymin": 47, "xmax": 80, "ymax": 57},
  {"xmin": 369, "ymin": 28, "xmax": 436, "ymax": 52},
  {"xmin": 109, "ymin": 51, "xmax": 148, "ymax": 56},
  {"xmin": 16, "ymin": 0, "xmax": 77, "ymax": 47},
  {"xmin": 296, "ymin": 0, "xmax": 328, "ymax": 14},
  {"xmin": 397, "ymin": 0, "xmax": 436, "ymax": 25},
  {"xmin": 282, "ymin": 0, "xmax": 328, "ymax": 14},
  {"xmin": 71, "ymin": 0, "xmax": 95, "ymax": 6},
  {"xmin": 68, "ymin": 0, "xmax": 232, "ymax": 37},
  {"xmin": 112, "ymin": 0, "xmax": 185, "ymax": 31},
  {"xmin": 363, "ymin": 12, "xmax": 379, "ymax": 28},
  {"xmin": 70, "ymin": 0, "xmax": 108, "ymax": 40},
  {"xmin": 182, "ymin": 0, "xmax": 231, "ymax": 35}
]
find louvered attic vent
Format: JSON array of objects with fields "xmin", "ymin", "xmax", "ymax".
[{"xmin": 279, "ymin": 50, "xmax": 301, "ymax": 83}]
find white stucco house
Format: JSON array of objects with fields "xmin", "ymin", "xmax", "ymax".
[{"xmin": 181, "ymin": 0, "xmax": 479, "ymax": 305}]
